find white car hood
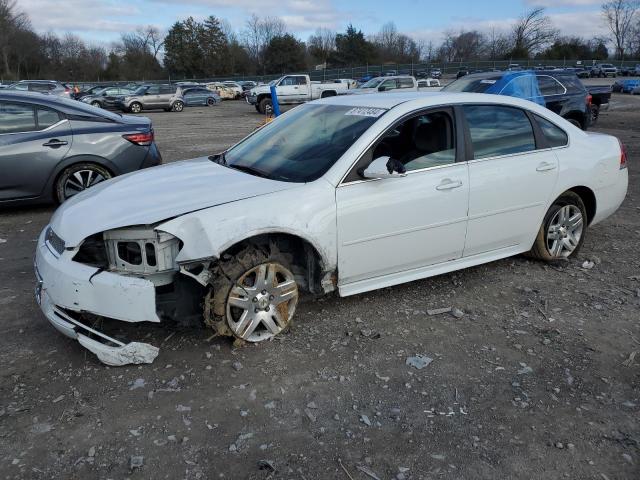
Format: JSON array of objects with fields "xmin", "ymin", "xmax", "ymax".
[{"xmin": 51, "ymin": 157, "xmax": 298, "ymax": 246}]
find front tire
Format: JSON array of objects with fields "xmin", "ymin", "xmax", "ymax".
[
  {"xmin": 129, "ymin": 102, "xmax": 142, "ymax": 114},
  {"xmin": 91, "ymin": 101, "xmax": 101, "ymax": 108},
  {"xmin": 207, "ymin": 98, "xmax": 216, "ymax": 106},
  {"xmin": 172, "ymin": 100, "xmax": 184, "ymax": 112},
  {"xmin": 258, "ymin": 97, "xmax": 272, "ymax": 115},
  {"xmin": 54, "ymin": 163, "xmax": 112, "ymax": 203},
  {"xmin": 528, "ymin": 192, "xmax": 587, "ymax": 261},
  {"xmin": 205, "ymin": 244, "xmax": 300, "ymax": 343}
]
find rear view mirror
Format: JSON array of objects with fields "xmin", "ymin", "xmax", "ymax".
[{"xmin": 361, "ymin": 156, "xmax": 407, "ymax": 179}]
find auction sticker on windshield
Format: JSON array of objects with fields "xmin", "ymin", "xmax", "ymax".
[{"xmin": 345, "ymin": 107, "xmax": 387, "ymax": 118}]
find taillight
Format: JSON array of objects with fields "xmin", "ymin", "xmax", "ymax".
[
  {"xmin": 586, "ymin": 94, "xmax": 592, "ymax": 106},
  {"xmin": 619, "ymin": 139, "xmax": 627, "ymax": 169},
  {"xmin": 123, "ymin": 131, "xmax": 154, "ymax": 146}
]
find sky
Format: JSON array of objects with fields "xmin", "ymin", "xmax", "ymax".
[{"xmin": 18, "ymin": 0, "xmax": 609, "ymax": 47}]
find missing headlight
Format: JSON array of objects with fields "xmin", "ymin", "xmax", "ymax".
[{"xmin": 103, "ymin": 227, "xmax": 181, "ymax": 285}]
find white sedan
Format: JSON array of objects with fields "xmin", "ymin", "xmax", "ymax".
[{"xmin": 35, "ymin": 92, "xmax": 628, "ymax": 365}]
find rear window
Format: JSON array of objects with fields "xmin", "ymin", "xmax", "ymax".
[
  {"xmin": 443, "ymin": 76, "xmax": 500, "ymax": 93},
  {"xmin": 36, "ymin": 107, "xmax": 62, "ymax": 129},
  {"xmin": 160, "ymin": 85, "xmax": 176, "ymax": 94},
  {"xmin": 556, "ymin": 75, "xmax": 585, "ymax": 93},
  {"xmin": 534, "ymin": 114, "xmax": 568, "ymax": 148}
]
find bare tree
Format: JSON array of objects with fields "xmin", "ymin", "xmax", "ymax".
[
  {"xmin": 0, "ymin": 0, "xmax": 30, "ymax": 77},
  {"xmin": 487, "ymin": 27, "xmax": 510, "ymax": 60},
  {"xmin": 242, "ymin": 14, "xmax": 286, "ymax": 70},
  {"xmin": 511, "ymin": 7, "xmax": 558, "ymax": 57},
  {"xmin": 140, "ymin": 26, "xmax": 164, "ymax": 60},
  {"xmin": 602, "ymin": 0, "xmax": 639, "ymax": 59},
  {"xmin": 308, "ymin": 28, "xmax": 335, "ymax": 64}
]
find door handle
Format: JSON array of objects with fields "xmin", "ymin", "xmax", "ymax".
[
  {"xmin": 536, "ymin": 162, "xmax": 557, "ymax": 172},
  {"xmin": 436, "ymin": 179, "xmax": 463, "ymax": 191},
  {"xmin": 43, "ymin": 139, "xmax": 68, "ymax": 148}
]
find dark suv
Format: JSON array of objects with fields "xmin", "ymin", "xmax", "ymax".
[
  {"xmin": 0, "ymin": 91, "xmax": 162, "ymax": 205},
  {"xmin": 443, "ymin": 70, "xmax": 592, "ymax": 129}
]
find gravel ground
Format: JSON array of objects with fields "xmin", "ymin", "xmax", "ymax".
[{"xmin": 0, "ymin": 94, "xmax": 639, "ymax": 480}]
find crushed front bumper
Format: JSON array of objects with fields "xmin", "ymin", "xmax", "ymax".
[{"xmin": 34, "ymin": 228, "xmax": 160, "ymax": 366}]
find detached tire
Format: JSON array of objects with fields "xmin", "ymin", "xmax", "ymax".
[
  {"xmin": 528, "ymin": 191, "xmax": 587, "ymax": 261},
  {"xmin": 204, "ymin": 243, "xmax": 301, "ymax": 343},
  {"xmin": 258, "ymin": 97, "xmax": 272, "ymax": 115},
  {"xmin": 55, "ymin": 163, "xmax": 112, "ymax": 203}
]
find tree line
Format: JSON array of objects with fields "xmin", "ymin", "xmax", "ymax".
[{"xmin": 1, "ymin": 0, "xmax": 639, "ymax": 82}]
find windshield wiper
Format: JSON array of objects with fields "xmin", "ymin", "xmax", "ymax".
[{"xmin": 228, "ymin": 164, "xmax": 270, "ymax": 179}]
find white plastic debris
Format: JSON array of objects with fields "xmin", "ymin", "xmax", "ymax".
[
  {"xmin": 406, "ymin": 355, "xmax": 433, "ymax": 370},
  {"xmin": 78, "ymin": 334, "xmax": 159, "ymax": 366}
]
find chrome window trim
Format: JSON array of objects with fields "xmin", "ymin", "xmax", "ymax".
[
  {"xmin": 535, "ymin": 75, "xmax": 567, "ymax": 96},
  {"xmin": 339, "ymin": 160, "xmax": 462, "ymax": 187}
]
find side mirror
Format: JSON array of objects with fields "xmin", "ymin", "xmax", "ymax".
[
  {"xmin": 378, "ymin": 85, "xmax": 386, "ymax": 92},
  {"xmin": 361, "ymin": 156, "xmax": 407, "ymax": 179}
]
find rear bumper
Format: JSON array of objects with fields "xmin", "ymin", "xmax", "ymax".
[{"xmin": 141, "ymin": 142, "xmax": 162, "ymax": 168}]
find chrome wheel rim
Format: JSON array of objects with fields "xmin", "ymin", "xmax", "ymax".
[
  {"xmin": 546, "ymin": 205, "xmax": 583, "ymax": 257},
  {"xmin": 174, "ymin": 102, "xmax": 183, "ymax": 111},
  {"xmin": 226, "ymin": 263, "xmax": 298, "ymax": 342},
  {"xmin": 131, "ymin": 103, "xmax": 141, "ymax": 113},
  {"xmin": 64, "ymin": 169, "xmax": 108, "ymax": 198}
]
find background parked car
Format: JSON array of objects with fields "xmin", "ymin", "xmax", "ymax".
[
  {"xmin": 590, "ymin": 63, "xmax": 617, "ymax": 77},
  {"xmin": 456, "ymin": 67, "xmax": 469, "ymax": 79},
  {"xmin": 116, "ymin": 84, "xmax": 184, "ymax": 113},
  {"xmin": 352, "ymin": 75, "xmax": 418, "ymax": 94},
  {"xmin": 222, "ymin": 81, "xmax": 243, "ymax": 99},
  {"xmin": 443, "ymin": 70, "xmax": 595, "ymax": 129},
  {"xmin": 6, "ymin": 80, "xmax": 72, "ymax": 97},
  {"xmin": 178, "ymin": 86, "xmax": 221, "ymax": 106},
  {"xmin": 74, "ymin": 84, "xmax": 117, "ymax": 100},
  {"xmin": 205, "ymin": 82, "xmax": 237, "ymax": 100},
  {"xmin": 417, "ymin": 78, "xmax": 441, "ymax": 88},
  {"xmin": 80, "ymin": 86, "xmax": 136, "ymax": 109},
  {"xmin": 0, "ymin": 91, "xmax": 161, "ymax": 204}
]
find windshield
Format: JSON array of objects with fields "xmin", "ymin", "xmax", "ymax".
[
  {"xmin": 222, "ymin": 104, "xmax": 384, "ymax": 182},
  {"xmin": 442, "ymin": 75, "xmax": 501, "ymax": 93},
  {"xmin": 268, "ymin": 78, "xmax": 280, "ymax": 86},
  {"xmin": 360, "ymin": 78, "xmax": 383, "ymax": 88}
]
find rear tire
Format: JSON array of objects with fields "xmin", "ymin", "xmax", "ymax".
[
  {"xmin": 528, "ymin": 192, "xmax": 587, "ymax": 261},
  {"xmin": 54, "ymin": 163, "xmax": 112, "ymax": 204},
  {"xmin": 207, "ymin": 98, "xmax": 216, "ymax": 106},
  {"xmin": 567, "ymin": 118, "xmax": 582, "ymax": 129}
]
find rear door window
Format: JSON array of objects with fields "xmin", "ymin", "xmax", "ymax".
[
  {"xmin": 463, "ymin": 105, "xmax": 536, "ymax": 159},
  {"xmin": 398, "ymin": 78, "xmax": 414, "ymax": 89},
  {"xmin": 29, "ymin": 83, "xmax": 53, "ymax": 93},
  {"xmin": 0, "ymin": 102, "xmax": 36, "ymax": 134}
]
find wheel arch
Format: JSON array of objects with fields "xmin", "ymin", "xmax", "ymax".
[
  {"xmin": 566, "ymin": 186, "xmax": 596, "ymax": 225},
  {"xmin": 216, "ymin": 231, "xmax": 332, "ymax": 294},
  {"xmin": 47, "ymin": 155, "xmax": 119, "ymax": 201}
]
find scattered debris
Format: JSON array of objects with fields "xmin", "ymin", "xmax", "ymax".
[
  {"xmin": 451, "ymin": 308, "xmax": 465, "ymax": 319},
  {"xmin": 360, "ymin": 414, "xmax": 372, "ymax": 426},
  {"xmin": 427, "ymin": 307, "xmax": 452, "ymax": 316},
  {"xmin": 406, "ymin": 355, "xmax": 433, "ymax": 370},
  {"xmin": 130, "ymin": 456, "xmax": 144, "ymax": 469},
  {"xmin": 356, "ymin": 464, "xmax": 382, "ymax": 480},
  {"xmin": 232, "ymin": 361, "xmax": 243, "ymax": 371},
  {"xmin": 622, "ymin": 351, "xmax": 638, "ymax": 367},
  {"xmin": 257, "ymin": 459, "xmax": 276, "ymax": 472},
  {"xmin": 582, "ymin": 260, "xmax": 595, "ymax": 270},
  {"xmin": 517, "ymin": 363, "xmax": 533, "ymax": 375},
  {"xmin": 338, "ymin": 458, "xmax": 355, "ymax": 480},
  {"xmin": 129, "ymin": 378, "xmax": 146, "ymax": 390}
]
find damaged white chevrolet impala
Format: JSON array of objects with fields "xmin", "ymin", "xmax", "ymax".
[{"xmin": 34, "ymin": 92, "xmax": 628, "ymax": 365}]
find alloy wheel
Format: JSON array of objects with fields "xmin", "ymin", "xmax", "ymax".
[
  {"xmin": 226, "ymin": 263, "xmax": 298, "ymax": 342},
  {"xmin": 64, "ymin": 169, "xmax": 108, "ymax": 199},
  {"xmin": 546, "ymin": 205, "xmax": 583, "ymax": 258}
]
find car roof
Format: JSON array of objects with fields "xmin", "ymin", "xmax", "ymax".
[
  {"xmin": 313, "ymin": 91, "xmax": 557, "ymax": 112},
  {"xmin": 0, "ymin": 90, "xmax": 122, "ymax": 118}
]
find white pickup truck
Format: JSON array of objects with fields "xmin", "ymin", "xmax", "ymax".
[{"xmin": 246, "ymin": 74, "xmax": 348, "ymax": 113}]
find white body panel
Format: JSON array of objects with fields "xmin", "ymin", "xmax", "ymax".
[
  {"xmin": 336, "ymin": 164, "xmax": 469, "ymax": 284},
  {"xmin": 248, "ymin": 75, "xmax": 348, "ymax": 106},
  {"xmin": 36, "ymin": 92, "xmax": 628, "ymax": 346}
]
